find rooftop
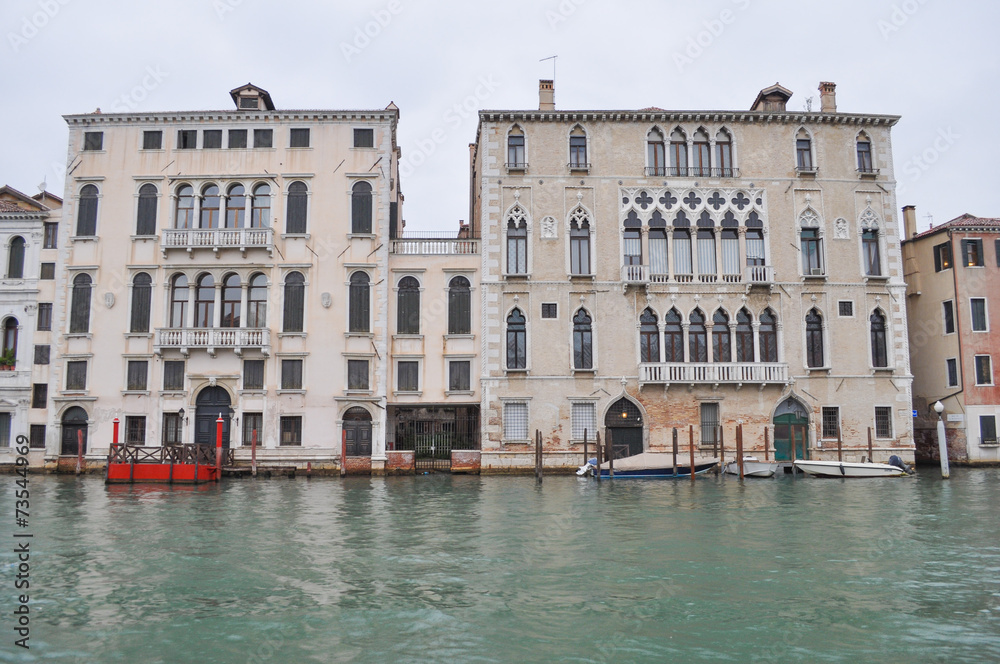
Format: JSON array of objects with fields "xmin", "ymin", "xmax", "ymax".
[{"xmin": 908, "ymin": 213, "xmax": 1000, "ymax": 242}]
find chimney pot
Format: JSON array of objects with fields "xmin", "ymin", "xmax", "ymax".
[
  {"xmin": 539, "ymin": 79, "xmax": 555, "ymax": 111},
  {"xmin": 819, "ymin": 81, "xmax": 837, "ymax": 113}
]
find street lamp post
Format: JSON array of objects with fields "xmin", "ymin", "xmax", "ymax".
[{"xmin": 934, "ymin": 400, "xmax": 949, "ymax": 479}]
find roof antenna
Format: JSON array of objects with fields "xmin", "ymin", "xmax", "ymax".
[
  {"xmin": 38, "ymin": 179, "xmax": 47, "ymax": 194},
  {"xmin": 924, "ymin": 213, "xmax": 934, "ymax": 228},
  {"xmin": 804, "ymin": 97, "xmax": 814, "ymax": 112},
  {"xmin": 540, "ymin": 55, "xmax": 557, "ymax": 81}
]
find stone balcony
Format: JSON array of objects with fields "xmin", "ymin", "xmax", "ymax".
[
  {"xmin": 621, "ymin": 264, "xmax": 774, "ymax": 287},
  {"xmin": 390, "ymin": 233, "xmax": 479, "ymax": 255},
  {"xmin": 161, "ymin": 227, "xmax": 274, "ymax": 257},
  {"xmin": 639, "ymin": 362, "xmax": 788, "ymax": 387},
  {"xmin": 154, "ymin": 327, "xmax": 270, "ymax": 356}
]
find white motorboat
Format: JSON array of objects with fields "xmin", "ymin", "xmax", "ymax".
[
  {"xmin": 723, "ymin": 456, "xmax": 779, "ymax": 477},
  {"xmin": 793, "ymin": 459, "xmax": 909, "ymax": 478}
]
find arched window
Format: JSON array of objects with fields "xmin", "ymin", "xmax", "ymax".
[
  {"xmin": 649, "ymin": 214, "xmax": 669, "ymax": 277},
  {"xmin": 351, "ymin": 181, "xmax": 373, "ymax": 234},
  {"xmin": 573, "ymin": 309, "xmax": 593, "ymax": 370},
  {"xmin": 799, "ymin": 208, "xmax": 823, "ymax": 275},
  {"xmin": 673, "ymin": 214, "xmax": 693, "ymax": 278},
  {"xmin": 286, "ymin": 181, "xmax": 308, "ymax": 234},
  {"xmin": 397, "ymin": 276, "xmax": 420, "ymax": 334},
  {"xmin": 506, "ymin": 207, "xmax": 527, "ymax": 274},
  {"xmin": 70, "ymin": 273, "xmax": 92, "ymax": 333},
  {"xmin": 692, "ymin": 128, "xmax": 711, "ymax": 176},
  {"xmin": 696, "ymin": 221, "xmax": 716, "ymax": 279},
  {"xmin": 664, "ymin": 308, "xmax": 684, "ymax": 362},
  {"xmin": 735, "ymin": 309, "xmax": 754, "ymax": 362},
  {"xmin": 2, "ymin": 318, "xmax": 17, "ymax": 364},
  {"xmin": 506, "ymin": 308, "xmax": 526, "ymax": 370},
  {"xmin": 200, "ymin": 185, "xmax": 220, "ymax": 229},
  {"xmin": 712, "ymin": 309, "xmax": 730, "ymax": 363},
  {"xmin": 796, "ymin": 128, "xmax": 813, "ymax": 170},
  {"xmin": 689, "ymin": 309, "xmax": 708, "ymax": 362},
  {"xmin": 130, "ymin": 273, "xmax": 152, "ymax": 333},
  {"xmin": 639, "ymin": 308, "xmax": 659, "ymax": 363},
  {"xmin": 856, "ymin": 133, "xmax": 873, "ymax": 173},
  {"xmin": 76, "ymin": 184, "xmax": 99, "ymax": 236},
  {"xmin": 169, "ymin": 274, "xmax": 188, "ymax": 327},
  {"xmin": 507, "ymin": 125, "xmax": 525, "ymax": 168},
  {"xmin": 647, "ymin": 127, "xmax": 665, "ymax": 176},
  {"xmin": 194, "ymin": 274, "xmax": 214, "ymax": 328},
  {"xmin": 715, "ymin": 128, "xmax": 733, "ymax": 176},
  {"xmin": 746, "ymin": 212, "xmax": 766, "ymax": 268},
  {"xmin": 623, "ymin": 213, "xmax": 642, "ymax": 268},
  {"xmin": 7, "ymin": 237, "xmax": 25, "ymax": 279},
  {"xmin": 247, "ymin": 273, "xmax": 267, "ymax": 327},
  {"xmin": 448, "ymin": 276, "xmax": 471, "ymax": 335},
  {"xmin": 283, "ymin": 271, "xmax": 305, "ymax": 333},
  {"xmin": 349, "ymin": 272, "xmax": 370, "ymax": 333},
  {"xmin": 251, "ymin": 184, "xmax": 270, "ymax": 228},
  {"xmin": 570, "ymin": 213, "xmax": 591, "ymax": 275},
  {"xmin": 175, "ymin": 185, "xmax": 194, "ymax": 229},
  {"xmin": 871, "ymin": 310, "xmax": 888, "ymax": 368},
  {"xmin": 569, "ymin": 125, "xmax": 588, "ymax": 169},
  {"xmin": 221, "ymin": 273, "xmax": 241, "ymax": 328},
  {"xmin": 805, "ymin": 308, "xmax": 823, "ymax": 368},
  {"xmin": 669, "ymin": 128, "xmax": 687, "ymax": 176},
  {"xmin": 136, "ymin": 184, "xmax": 158, "ymax": 235},
  {"xmin": 225, "ymin": 185, "xmax": 246, "ymax": 228},
  {"xmin": 760, "ymin": 309, "xmax": 778, "ymax": 363}
]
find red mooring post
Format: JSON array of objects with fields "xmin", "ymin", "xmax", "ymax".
[
  {"xmin": 112, "ymin": 417, "xmax": 120, "ymax": 454},
  {"xmin": 76, "ymin": 429, "xmax": 84, "ymax": 475},
  {"xmin": 251, "ymin": 428, "xmax": 258, "ymax": 477},
  {"xmin": 215, "ymin": 416, "xmax": 223, "ymax": 479}
]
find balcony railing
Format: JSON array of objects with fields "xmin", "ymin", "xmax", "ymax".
[
  {"xmin": 390, "ymin": 237, "xmax": 479, "ymax": 255},
  {"xmin": 646, "ymin": 167, "xmax": 741, "ymax": 178},
  {"xmin": 640, "ymin": 362, "xmax": 788, "ymax": 386},
  {"xmin": 505, "ymin": 162, "xmax": 528, "ymax": 172},
  {"xmin": 568, "ymin": 162, "xmax": 591, "ymax": 172},
  {"xmin": 857, "ymin": 167, "xmax": 881, "ymax": 177},
  {"xmin": 622, "ymin": 265, "xmax": 768, "ymax": 286},
  {"xmin": 746, "ymin": 264, "xmax": 774, "ymax": 284},
  {"xmin": 154, "ymin": 327, "xmax": 271, "ymax": 356},
  {"xmin": 161, "ymin": 227, "xmax": 274, "ymax": 256}
]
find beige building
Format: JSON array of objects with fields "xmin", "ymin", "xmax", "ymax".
[
  {"xmin": 903, "ymin": 210, "xmax": 999, "ymax": 463},
  {"xmin": 471, "ymin": 81, "xmax": 915, "ymax": 470}
]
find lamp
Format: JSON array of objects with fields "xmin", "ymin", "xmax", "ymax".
[
  {"xmin": 178, "ymin": 407, "xmax": 187, "ymax": 423},
  {"xmin": 933, "ymin": 401, "xmax": 944, "ymax": 416}
]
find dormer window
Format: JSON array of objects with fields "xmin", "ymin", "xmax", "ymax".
[
  {"xmin": 239, "ymin": 96, "xmax": 259, "ymax": 110},
  {"xmin": 229, "ymin": 83, "xmax": 276, "ymax": 111}
]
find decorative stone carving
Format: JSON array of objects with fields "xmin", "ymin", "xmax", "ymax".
[
  {"xmin": 104, "ymin": 292, "xmax": 115, "ymax": 309},
  {"xmin": 321, "ymin": 292, "xmax": 333, "ymax": 308},
  {"xmin": 834, "ymin": 217, "xmax": 849, "ymax": 239},
  {"xmin": 540, "ymin": 216, "xmax": 557, "ymax": 239}
]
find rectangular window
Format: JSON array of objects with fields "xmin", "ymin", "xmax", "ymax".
[
  {"xmin": 971, "ymin": 298, "xmax": 988, "ymax": 332},
  {"xmin": 281, "ymin": 359, "xmax": 303, "ymax": 390},
  {"xmin": 507, "ymin": 134, "xmax": 525, "ymax": 166},
  {"xmin": 962, "ymin": 239, "xmax": 984, "ymax": 267},
  {"xmin": 126, "ymin": 360, "xmax": 148, "ymax": 391},
  {"xmin": 541, "ymin": 303, "xmax": 557, "ymax": 319},
  {"xmin": 862, "ymin": 230, "xmax": 881, "ymax": 276},
  {"xmin": 697, "ymin": 230, "xmax": 717, "ymax": 278},
  {"xmin": 946, "ymin": 358, "xmax": 959, "ymax": 388},
  {"xmin": 354, "ymin": 128, "xmax": 374, "ymax": 148},
  {"xmin": 37, "ymin": 303, "xmax": 52, "ymax": 330},
  {"xmin": 800, "ymin": 229, "xmax": 823, "ymax": 274},
  {"xmin": 943, "ymin": 300, "xmax": 955, "ymax": 334},
  {"xmin": 43, "ymin": 222, "xmax": 58, "ymax": 249},
  {"xmin": 857, "ymin": 141, "xmax": 873, "ymax": 172},
  {"xmin": 32, "ymin": 344, "xmax": 49, "ymax": 365},
  {"xmin": 720, "ymin": 230, "xmax": 739, "ymax": 276},
  {"xmin": 503, "ymin": 402, "xmax": 528, "ymax": 440},
  {"xmin": 981, "ymin": 415, "xmax": 998, "ymax": 446},
  {"xmin": 243, "ymin": 413, "xmax": 263, "ymax": 446},
  {"xmin": 83, "ymin": 131, "xmax": 103, "ymax": 151},
  {"xmin": 673, "ymin": 229, "xmax": 693, "ymax": 276},
  {"xmin": 874, "ymin": 406, "xmax": 893, "ymax": 439},
  {"xmin": 177, "ymin": 130, "xmax": 197, "ymax": 149},
  {"xmin": 933, "ymin": 242, "xmax": 953, "ymax": 272},
  {"xmin": 571, "ymin": 403, "xmax": 597, "ymax": 440},
  {"xmin": 397, "ymin": 361, "xmax": 419, "ymax": 392},
  {"xmin": 650, "ymin": 229, "xmax": 669, "ymax": 277},
  {"xmin": 996, "ymin": 239, "xmax": 1000, "ymax": 267},
  {"xmin": 838, "ymin": 301, "xmax": 854, "ymax": 317},
  {"xmin": 29, "ymin": 424, "xmax": 45, "ymax": 449},
  {"xmin": 142, "ymin": 130, "xmax": 162, "ymax": 150},
  {"xmin": 822, "ymin": 406, "xmax": 840, "ymax": 439},
  {"xmin": 162, "ymin": 412, "xmax": 182, "ymax": 446},
  {"xmin": 40, "ymin": 263, "xmax": 55, "ymax": 280},
  {"xmin": 0, "ymin": 414, "xmax": 9, "ymax": 448},
  {"xmin": 280, "ymin": 416, "xmax": 302, "ymax": 446},
  {"xmin": 975, "ymin": 355, "xmax": 994, "ymax": 385},
  {"xmin": 228, "ymin": 129, "xmax": 247, "ymax": 149},
  {"xmin": 163, "ymin": 360, "xmax": 184, "ymax": 391},
  {"xmin": 290, "ymin": 128, "xmax": 310, "ymax": 148},
  {"xmin": 202, "ymin": 129, "xmax": 222, "ymax": 149},
  {"xmin": 66, "ymin": 360, "xmax": 87, "ymax": 391},
  {"xmin": 253, "ymin": 129, "xmax": 273, "ymax": 148},
  {"xmin": 569, "ymin": 136, "xmax": 587, "ymax": 168},
  {"xmin": 31, "ymin": 383, "xmax": 47, "ymax": 409},
  {"xmin": 243, "ymin": 359, "xmax": 265, "ymax": 390},
  {"xmin": 125, "ymin": 416, "xmax": 146, "ymax": 445},
  {"xmin": 348, "ymin": 359, "xmax": 369, "ymax": 391},
  {"xmin": 449, "ymin": 360, "xmax": 471, "ymax": 392},
  {"xmin": 570, "ymin": 227, "xmax": 591, "ymax": 275},
  {"xmin": 699, "ymin": 403, "xmax": 719, "ymax": 446}
]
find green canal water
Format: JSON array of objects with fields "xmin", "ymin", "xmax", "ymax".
[{"xmin": 2, "ymin": 469, "xmax": 999, "ymax": 663}]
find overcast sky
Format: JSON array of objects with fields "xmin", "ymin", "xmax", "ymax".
[{"xmin": 2, "ymin": 0, "xmax": 996, "ymax": 234}]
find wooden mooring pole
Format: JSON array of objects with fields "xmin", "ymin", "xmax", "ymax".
[
  {"xmin": 583, "ymin": 429, "xmax": 589, "ymax": 467},
  {"xmin": 688, "ymin": 425, "xmax": 695, "ymax": 483},
  {"xmin": 607, "ymin": 429, "xmax": 614, "ymax": 479},
  {"xmin": 672, "ymin": 427, "xmax": 678, "ymax": 478},
  {"xmin": 867, "ymin": 426, "xmax": 874, "ymax": 463},
  {"xmin": 719, "ymin": 424, "xmax": 725, "ymax": 470},
  {"xmin": 251, "ymin": 428, "xmax": 258, "ymax": 477},
  {"xmin": 837, "ymin": 423, "xmax": 843, "ymax": 462},
  {"xmin": 340, "ymin": 429, "xmax": 347, "ymax": 477},
  {"xmin": 595, "ymin": 431, "xmax": 602, "ymax": 482},
  {"xmin": 736, "ymin": 424, "xmax": 745, "ymax": 479},
  {"xmin": 76, "ymin": 429, "xmax": 84, "ymax": 475},
  {"xmin": 764, "ymin": 426, "xmax": 770, "ymax": 461},
  {"xmin": 535, "ymin": 429, "xmax": 543, "ymax": 483}
]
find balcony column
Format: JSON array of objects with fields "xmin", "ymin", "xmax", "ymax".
[
  {"xmin": 738, "ymin": 227, "xmax": 748, "ymax": 279},
  {"xmin": 194, "ymin": 194, "xmax": 203, "ymax": 231},
  {"xmin": 213, "ymin": 283, "xmax": 223, "ymax": 329},
  {"xmin": 185, "ymin": 287, "xmax": 196, "ymax": 332},
  {"xmin": 243, "ymin": 189, "xmax": 252, "ymax": 229},
  {"xmin": 714, "ymin": 229, "xmax": 723, "ymax": 282},
  {"xmin": 681, "ymin": 322, "xmax": 690, "ymax": 363},
  {"xmin": 752, "ymin": 321, "xmax": 761, "ymax": 363},
  {"xmin": 686, "ymin": 138, "xmax": 694, "ymax": 174},
  {"xmin": 728, "ymin": 322, "xmax": 737, "ymax": 363},
  {"xmin": 775, "ymin": 322, "xmax": 784, "ymax": 362},
  {"xmin": 657, "ymin": 321, "xmax": 666, "ymax": 364},
  {"xmin": 707, "ymin": 320, "xmax": 715, "ymax": 366},
  {"xmin": 240, "ymin": 283, "xmax": 249, "ymax": 330},
  {"xmin": 708, "ymin": 138, "xmax": 716, "ymax": 176}
]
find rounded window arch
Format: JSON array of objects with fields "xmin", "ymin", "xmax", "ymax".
[
  {"xmin": 200, "ymin": 184, "xmax": 221, "ymax": 229},
  {"xmin": 194, "ymin": 273, "xmax": 215, "ymax": 328},
  {"xmin": 282, "ymin": 271, "xmax": 305, "ymax": 333},
  {"xmin": 506, "ymin": 308, "xmax": 527, "ymax": 370},
  {"xmin": 795, "ymin": 128, "xmax": 814, "ymax": 170},
  {"xmin": 225, "ymin": 184, "xmax": 246, "ymax": 228},
  {"xmin": 573, "ymin": 308, "xmax": 593, "ymax": 370},
  {"xmin": 2, "ymin": 317, "xmax": 18, "ymax": 363},
  {"xmin": 692, "ymin": 127, "xmax": 711, "ymax": 176},
  {"xmin": 221, "ymin": 273, "xmax": 242, "ymax": 328},
  {"xmin": 251, "ymin": 183, "xmax": 270, "ymax": 228},
  {"xmin": 639, "ymin": 308, "xmax": 659, "ymax": 363},
  {"xmin": 712, "ymin": 308, "xmax": 731, "ymax": 363},
  {"xmin": 670, "ymin": 127, "xmax": 688, "ymax": 176},
  {"xmin": 286, "ymin": 181, "xmax": 309, "ymax": 234},
  {"xmin": 870, "ymin": 309, "xmax": 888, "ymax": 368},
  {"xmin": 448, "ymin": 276, "xmax": 471, "ymax": 335},
  {"xmin": 69, "ymin": 273, "xmax": 92, "ymax": 333},
  {"xmin": 351, "ymin": 181, "xmax": 373, "ymax": 234},
  {"xmin": 396, "ymin": 276, "xmax": 421, "ymax": 335},
  {"xmin": 76, "ymin": 184, "xmax": 99, "ymax": 236},
  {"xmin": 136, "ymin": 183, "xmax": 158, "ymax": 235},
  {"xmin": 130, "ymin": 272, "xmax": 153, "ymax": 333},
  {"xmin": 7, "ymin": 236, "xmax": 25, "ymax": 279},
  {"xmin": 247, "ymin": 272, "xmax": 268, "ymax": 327},
  {"xmin": 169, "ymin": 273, "xmax": 189, "ymax": 327},
  {"xmin": 647, "ymin": 126, "xmax": 666, "ymax": 175},
  {"xmin": 175, "ymin": 184, "xmax": 195, "ymax": 229},
  {"xmin": 349, "ymin": 271, "xmax": 370, "ymax": 333},
  {"xmin": 715, "ymin": 127, "xmax": 734, "ymax": 176},
  {"xmin": 805, "ymin": 308, "xmax": 824, "ymax": 368}
]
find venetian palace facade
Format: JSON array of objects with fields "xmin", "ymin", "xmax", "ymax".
[{"xmin": 471, "ymin": 81, "xmax": 915, "ymax": 470}]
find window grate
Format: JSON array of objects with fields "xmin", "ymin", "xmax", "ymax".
[
  {"xmin": 541, "ymin": 303, "xmax": 557, "ymax": 319},
  {"xmin": 504, "ymin": 403, "xmax": 528, "ymax": 440},
  {"xmin": 700, "ymin": 403, "xmax": 719, "ymax": 446},
  {"xmin": 875, "ymin": 406, "xmax": 893, "ymax": 439},
  {"xmin": 29, "ymin": 424, "xmax": 45, "ymax": 449},
  {"xmin": 125, "ymin": 416, "xmax": 146, "ymax": 445},
  {"xmin": 571, "ymin": 403, "xmax": 596, "ymax": 440},
  {"xmin": 838, "ymin": 301, "xmax": 854, "ymax": 317},
  {"xmin": 243, "ymin": 413, "xmax": 263, "ymax": 447},
  {"xmin": 822, "ymin": 407, "xmax": 840, "ymax": 439},
  {"xmin": 280, "ymin": 416, "xmax": 302, "ymax": 446}
]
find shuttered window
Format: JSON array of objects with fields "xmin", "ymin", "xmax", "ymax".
[
  {"xmin": 130, "ymin": 273, "xmax": 152, "ymax": 333},
  {"xmin": 397, "ymin": 361, "xmax": 418, "ymax": 391},
  {"xmin": 136, "ymin": 184, "xmax": 158, "ymax": 235},
  {"xmin": 76, "ymin": 185, "xmax": 98, "ymax": 236},
  {"xmin": 282, "ymin": 272, "xmax": 305, "ymax": 333},
  {"xmin": 351, "ymin": 181, "xmax": 373, "ymax": 233},
  {"xmin": 697, "ymin": 230, "xmax": 716, "ymax": 277},
  {"xmin": 37, "ymin": 303, "xmax": 52, "ymax": 331},
  {"xmin": 290, "ymin": 128, "xmax": 310, "ymax": 148},
  {"xmin": 448, "ymin": 276, "xmax": 471, "ymax": 334},
  {"xmin": 721, "ymin": 229, "xmax": 739, "ymax": 276},
  {"xmin": 70, "ymin": 274, "xmax": 92, "ymax": 333},
  {"xmin": 673, "ymin": 229, "xmax": 692, "ymax": 276},
  {"xmin": 396, "ymin": 277, "xmax": 420, "ymax": 334},
  {"xmin": 163, "ymin": 361, "xmax": 184, "ymax": 390},
  {"xmin": 31, "ymin": 383, "xmax": 47, "ymax": 408},
  {"xmin": 354, "ymin": 128, "xmax": 374, "ymax": 148},
  {"xmin": 33, "ymin": 345, "xmax": 49, "ymax": 365},
  {"xmin": 286, "ymin": 181, "xmax": 308, "ymax": 234},
  {"xmin": 66, "ymin": 361, "xmax": 87, "ymax": 390},
  {"xmin": 649, "ymin": 229, "xmax": 668, "ymax": 276},
  {"xmin": 349, "ymin": 273, "xmax": 370, "ymax": 333},
  {"xmin": 243, "ymin": 359, "xmax": 264, "ymax": 390},
  {"xmin": 7, "ymin": 237, "xmax": 24, "ymax": 278},
  {"xmin": 347, "ymin": 360, "xmax": 369, "ymax": 390},
  {"xmin": 281, "ymin": 359, "xmax": 303, "ymax": 390},
  {"xmin": 449, "ymin": 361, "xmax": 470, "ymax": 392},
  {"xmin": 126, "ymin": 360, "xmax": 148, "ymax": 391}
]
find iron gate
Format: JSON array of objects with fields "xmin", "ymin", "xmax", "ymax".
[{"xmin": 395, "ymin": 415, "xmax": 479, "ymax": 471}]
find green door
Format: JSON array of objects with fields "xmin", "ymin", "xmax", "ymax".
[{"xmin": 773, "ymin": 398, "xmax": 810, "ymax": 461}]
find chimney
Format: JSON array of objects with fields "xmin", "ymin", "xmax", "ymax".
[
  {"xmin": 901, "ymin": 205, "xmax": 921, "ymax": 296},
  {"xmin": 902, "ymin": 205, "xmax": 918, "ymax": 240},
  {"xmin": 539, "ymin": 79, "xmax": 555, "ymax": 111},
  {"xmin": 819, "ymin": 82, "xmax": 837, "ymax": 113}
]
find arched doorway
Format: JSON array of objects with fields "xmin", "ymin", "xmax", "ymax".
[
  {"xmin": 773, "ymin": 397, "xmax": 809, "ymax": 461},
  {"xmin": 605, "ymin": 397, "xmax": 644, "ymax": 459},
  {"xmin": 344, "ymin": 407, "xmax": 372, "ymax": 457},
  {"xmin": 195, "ymin": 386, "xmax": 232, "ymax": 448},
  {"xmin": 61, "ymin": 406, "xmax": 88, "ymax": 456}
]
